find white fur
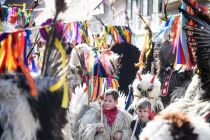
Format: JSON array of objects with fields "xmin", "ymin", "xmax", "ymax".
[
  {"xmin": 132, "ymin": 74, "xmax": 161, "ymax": 99},
  {"xmin": 68, "ymin": 84, "xmax": 89, "ymax": 138},
  {"xmin": 69, "ymin": 85, "xmax": 88, "ymax": 114},
  {"xmin": 164, "ymin": 99, "xmax": 210, "ymax": 119},
  {"xmin": 0, "ymin": 80, "xmax": 40, "ymax": 140},
  {"xmin": 70, "ymin": 43, "xmax": 90, "ymax": 66},
  {"xmin": 192, "ymin": 117, "xmax": 210, "ymax": 140},
  {"xmin": 117, "ymin": 92, "xmax": 127, "ymax": 109},
  {"xmin": 131, "ymin": 73, "xmax": 164, "ymax": 113},
  {"xmin": 184, "ymin": 74, "xmax": 203, "ymax": 100},
  {"xmin": 67, "ymin": 68, "xmax": 82, "ymax": 94},
  {"xmin": 140, "ymin": 114, "xmax": 210, "ymax": 140},
  {"xmin": 140, "ymin": 119, "xmax": 173, "ymax": 140}
]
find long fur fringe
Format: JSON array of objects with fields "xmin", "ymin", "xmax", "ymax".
[{"xmin": 0, "ymin": 79, "xmax": 40, "ymax": 140}]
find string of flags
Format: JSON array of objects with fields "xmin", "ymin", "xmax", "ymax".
[
  {"xmin": 154, "ymin": 2, "xmax": 195, "ymax": 70},
  {"xmin": 0, "ymin": 4, "xmax": 34, "ymax": 31},
  {"xmin": 0, "ymin": 0, "xmax": 204, "ymax": 106},
  {"xmin": 84, "ymin": 74, "xmax": 120, "ymax": 101},
  {"xmin": 0, "ymin": 7, "xmax": 129, "ymax": 106}
]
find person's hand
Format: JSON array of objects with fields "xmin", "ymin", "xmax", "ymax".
[
  {"xmin": 113, "ymin": 131, "xmax": 122, "ymax": 140},
  {"xmin": 96, "ymin": 123, "xmax": 104, "ymax": 132}
]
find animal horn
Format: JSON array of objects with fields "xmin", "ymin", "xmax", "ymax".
[
  {"xmin": 138, "ymin": 73, "xmax": 142, "ymax": 81},
  {"xmin": 150, "ymin": 75, "xmax": 156, "ymax": 84}
]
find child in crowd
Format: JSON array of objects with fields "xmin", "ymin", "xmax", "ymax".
[
  {"xmin": 78, "ymin": 89, "xmax": 133, "ymax": 140},
  {"xmin": 130, "ymin": 98, "xmax": 154, "ymax": 140}
]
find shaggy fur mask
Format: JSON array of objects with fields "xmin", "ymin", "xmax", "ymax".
[{"xmin": 132, "ymin": 73, "xmax": 161, "ymax": 99}]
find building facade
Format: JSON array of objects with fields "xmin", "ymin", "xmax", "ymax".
[{"xmin": 102, "ymin": 0, "xmax": 209, "ymax": 49}]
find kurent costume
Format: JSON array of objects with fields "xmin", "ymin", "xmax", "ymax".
[
  {"xmin": 140, "ymin": 112, "xmax": 210, "ymax": 140},
  {"xmin": 129, "ymin": 73, "xmax": 164, "ymax": 114},
  {"xmin": 77, "ymin": 102, "xmax": 133, "ymax": 140},
  {"xmin": 0, "ymin": 0, "xmax": 72, "ymax": 139},
  {"xmin": 164, "ymin": 0, "xmax": 210, "ymax": 122}
]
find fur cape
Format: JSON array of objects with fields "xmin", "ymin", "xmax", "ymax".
[
  {"xmin": 0, "ymin": 78, "xmax": 39, "ymax": 140},
  {"xmin": 140, "ymin": 112, "xmax": 210, "ymax": 140},
  {"xmin": 164, "ymin": 0, "xmax": 210, "ymax": 122},
  {"xmin": 77, "ymin": 102, "xmax": 133, "ymax": 140},
  {"xmin": 0, "ymin": 74, "xmax": 68, "ymax": 140}
]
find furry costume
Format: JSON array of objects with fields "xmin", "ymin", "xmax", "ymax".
[
  {"xmin": 68, "ymin": 85, "xmax": 90, "ymax": 139},
  {"xmin": 77, "ymin": 102, "xmax": 133, "ymax": 140},
  {"xmin": 69, "ymin": 43, "xmax": 121, "ymax": 94},
  {"xmin": 0, "ymin": 77, "xmax": 39, "ymax": 140},
  {"xmin": 184, "ymin": 74, "xmax": 202, "ymax": 100},
  {"xmin": 0, "ymin": 73, "xmax": 68, "ymax": 140},
  {"xmin": 111, "ymin": 42, "xmax": 140, "ymax": 92},
  {"xmin": 0, "ymin": 1, "xmax": 71, "ymax": 139},
  {"xmin": 140, "ymin": 112, "xmax": 210, "ymax": 140},
  {"xmin": 129, "ymin": 73, "xmax": 164, "ymax": 114},
  {"xmin": 164, "ymin": 0, "xmax": 210, "ymax": 122},
  {"xmin": 154, "ymin": 41, "xmax": 193, "ymax": 107}
]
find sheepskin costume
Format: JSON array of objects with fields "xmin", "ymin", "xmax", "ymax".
[
  {"xmin": 164, "ymin": 0, "xmax": 210, "ymax": 122},
  {"xmin": 111, "ymin": 42, "xmax": 140, "ymax": 92},
  {"xmin": 0, "ymin": 75, "xmax": 39, "ymax": 140},
  {"xmin": 140, "ymin": 112, "xmax": 210, "ymax": 140},
  {"xmin": 184, "ymin": 74, "xmax": 202, "ymax": 100},
  {"xmin": 0, "ymin": 1, "xmax": 72, "ymax": 139},
  {"xmin": 154, "ymin": 41, "xmax": 193, "ymax": 107},
  {"xmin": 129, "ymin": 73, "xmax": 164, "ymax": 114},
  {"xmin": 77, "ymin": 102, "xmax": 133, "ymax": 140},
  {"xmin": 0, "ymin": 73, "xmax": 68, "ymax": 140}
]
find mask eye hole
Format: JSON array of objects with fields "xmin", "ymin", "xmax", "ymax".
[
  {"xmin": 147, "ymin": 88, "xmax": 152, "ymax": 92},
  {"xmin": 147, "ymin": 85, "xmax": 154, "ymax": 92},
  {"xmin": 137, "ymin": 85, "xmax": 142, "ymax": 91}
]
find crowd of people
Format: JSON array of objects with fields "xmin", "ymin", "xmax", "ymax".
[
  {"xmin": 1, "ymin": 0, "xmax": 210, "ymax": 140},
  {"xmin": 72, "ymin": 87, "xmax": 210, "ymax": 140}
]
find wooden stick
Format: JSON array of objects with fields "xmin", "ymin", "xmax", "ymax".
[
  {"xmin": 100, "ymin": 98, "xmax": 104, "ymax": 135},
  {"xmin": 101, "ymin": 100, "xmax": 103, "ymax": 123},
  {"xmin": 131, "ymin": 118, "xmax": 139, "ymax": 140}
]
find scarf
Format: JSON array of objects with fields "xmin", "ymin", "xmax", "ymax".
[
  {"xmin": 103, "ymin": 107, "xmax": 119, "ymax": 127},
  {"xmin": 148, "ymin": 110, "xmax": 155, "ymax": 120}
]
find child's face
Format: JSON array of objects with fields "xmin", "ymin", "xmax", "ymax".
[
  {"xmin": 136, "ymin": 107, "xmax": 150, "ymax": 122},
  {"xmin": 103, "ymin": 95, "xmax": 118, "ymax": 110}
]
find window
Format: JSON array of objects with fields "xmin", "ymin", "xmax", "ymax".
[
  {"xmin": 126, "ymin": 0, "xmax": 132, "ymax": 19},
  {"xmin": 131, "ymin": 0, "xmax": 137, "ymax": 19},
  {"xmin": 147, "ymin": 0, "xmax": 153, "ymax": 16},
  {"xmin": 137, "ymin": 0, "xmax": 143, "ymax": 15},
  {"xmin": 158, "ymin": 0, "xmax": 163, "ymax": 13}
]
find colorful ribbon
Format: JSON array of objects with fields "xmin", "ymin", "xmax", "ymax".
[{"xmin": 50, "ymin": 38, "xmax": 69, "ymax": 108}]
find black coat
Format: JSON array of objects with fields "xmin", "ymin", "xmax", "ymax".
[{"xmin": 130, "ymin": 120, "xmax": 147, "ymax": 140}]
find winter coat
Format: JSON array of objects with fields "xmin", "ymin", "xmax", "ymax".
[{"xmin": 78, "ymin": 103, "xmax": 133, "ymax": 140}]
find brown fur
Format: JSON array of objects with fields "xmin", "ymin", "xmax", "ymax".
[{"xmin": 157, "ymin": 112, "xmax": 198, "ymax": 140}]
